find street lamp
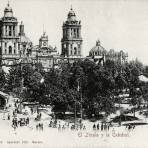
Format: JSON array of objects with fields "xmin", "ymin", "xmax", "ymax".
[
  {"xmin": 73, "ymin": 96, "xmax": 76, "ymax": 129},
  {"xmin": 19, "ymin": 60, "xmax": 24, "ymax": 113},
  {"xmin": 77, "ymin": 78, "xmax": 83, "ymax": 126}
]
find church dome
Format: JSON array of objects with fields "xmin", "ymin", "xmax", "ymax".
[
  {"xmin": 68, "ymin": 8, "xmax": 76, "ymax": 17},
  {"xmin": 5, "ymin": 3, "xmax": 12, "ymax": 12},
  {"xmin": 4, "ymin": 3, "xmax": 13, "ymax": 17},
  {"xmin": 89, "ymin": 40, "xmax": 106, "ymax": 56},
  {"xmin": 67, "ymin": 7, "xmax": 77, "ymax": 22}
]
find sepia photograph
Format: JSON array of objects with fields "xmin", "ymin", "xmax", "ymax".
[{"xmin": 0, "ymin": 0, "xmax": 148, "ymax": 147}]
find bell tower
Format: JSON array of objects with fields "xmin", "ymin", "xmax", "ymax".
[
  {"xmin": 61, "ymin": 7, "xmax": 83, "ymax": 58},
  {"xmin": 0, "ymin": 2, "xmax": 19, "ymax": 60},
  {"xmin": 39, "ymin": 32, "xmax": 48, "ymax": 48}
]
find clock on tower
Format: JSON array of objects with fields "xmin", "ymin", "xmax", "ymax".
[{"xmin": 43, "ymin": 41, "xmax": 47, "ymax": 46}]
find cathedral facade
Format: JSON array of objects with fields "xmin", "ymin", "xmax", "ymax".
[
  {"xmin": 0, "ymin": 3, "xmax": 128, "ymax": 70},
  {"xmin": 0, "ymin": 3, "xmax": 59, "ymax": 70}
]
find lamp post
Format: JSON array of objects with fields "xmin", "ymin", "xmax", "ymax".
[
  {"xmin": 19, "ymin": 60, "xmax": 24, "ymax": 113},
  {"xmin": 77, "ymin": 78, "xmax": 83, "ymax": 126},
  {"xmin": 74, "ymin": 98, "xmax": 76, "ymax": 129}
]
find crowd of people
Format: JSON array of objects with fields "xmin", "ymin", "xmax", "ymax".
[
  {"xmin": 12, "ymin": 114, "xmax": 30, "ymax": 130},
  {"xmin": 48, "ymin": 119, "xmax": 86, "ymax": 131},
  {"xmin": 93, "ymin": 122, "xmax": 110, "ymax": 131},
  {"xmin": 1, "ymin": 97, "xmax": 138, "ymax": 134},
  {"xmin": 36, "ymin": 123, "xmax": 44, "ymax": 131},
  {"xmin": 125, "ymin": 124, "xmax": 135, "ymax": 131}
]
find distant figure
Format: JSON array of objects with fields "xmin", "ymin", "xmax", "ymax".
[
  {"xmin": 62, "ymin": 125, "xmax": 65, "ymax": 130},
  {"xmin": 26, "ymin": 117, "xmax": 29, "ymax": 125},
  {"xmin": 125, "ymin": 124, "xmax": 128, "ymax": 129},
  {"xmin": 15, "ymin": 119, "xmax": 18, "ymax": 128},
  {"xmin": 41, "ymin": 123, "xmax": 43, "ymax": 131},
  {"xmin": 104, "ymin": 123, "xmax": 107, "ymax": 131},
  {"xmin": 67, "ymin": 122, "xmax": 69, "ymax": 128},
  {"xmin": 128, "ymin": 124, "xmax": 132, "ymax": 131},
  {"xmin": 58, "ymin": 124, "xmax": 61, "ymax": 131},
  {"xmin": 36, "ymin": 124, "xmax": 39, "ymax": 130},
  {"xmin": 93, "ymin": 124, "xmax": 96, "ymax": 130},
  {"xmin": 38, "ymin": 123, "xmax": 41, "ymax": 130},
  {"xmin": 39, "ymin": 113, "xmax": 42, "ymax": 118},
  {"xmin": 8, "ymin": 114, "xmax": 10, "ymax": 120},
  {"xmin": 97, "ymin": 123, "xmax": 99, "ymax": 130},
  {"xmin": 71, "ymin": 125, "xmax": 75, "ymax": 130},
  {"xmin": 49, "ymin": 120, "xmax": 53, "ymax": 127},
  {"xmin": 101, "ymin": 123, "xmax": 103, "ymax": 131},
  {"xmin": 83, "ymin": 126, "xmax": 86, "ymax": 130},
  {"xmin": 107, "ymin": 124, "xmax": 110, "ymax": 131},
  {"xmin": 13, "ymin": 111, "xmax": 15, "ymax": 116},
  {"xmin": 31, "ymin": 108, "xmax": 33, "ymax": 114}
]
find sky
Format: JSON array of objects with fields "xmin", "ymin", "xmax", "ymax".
[{"xmin": 0, "ymin": 0, "xmax": 148, "ymax": 64}]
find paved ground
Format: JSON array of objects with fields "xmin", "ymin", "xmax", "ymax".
[{"xmin": 0, "ymin": 95, "xmax": 148, "ymax": 148}]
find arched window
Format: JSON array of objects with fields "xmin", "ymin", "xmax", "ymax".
[
  {"xmin": 78, "ymin": 49, "xmax": 80, "ymax": 55},
  {"xmin": 9, "ymin": 46, "xmax": 12, "ymax": 54},
  {"xmin": 13, "ymin": 26, "xmax": 15, "ymax": 36},
  {"xmin": 74, "ymin": 47, "xmax": 77, "ymax": 55},
  {"xmin": 14, "ymin": 43, "xmax": 16, "ymax": 48},
  {"xmin": 77, "ymin": 29, "xmax": 79, "ymax": 38},
  {"xmin": 9, "ymin": 26, "xmax": 11, "ymax": 36},
  {"xmin": 5, "ymin": 43, "xmax": 7, "ymax": 54}
]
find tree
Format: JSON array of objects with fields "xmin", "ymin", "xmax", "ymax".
[
  {"xmin": 6, "ymin": 65, "xmax": 22, "ymax": 94},
  {"xmin": 0, "ymin": 68, "xmax": 6, "ymax": 90},
  {"xmin": 129, "ymin": 87, "xmax": 142, "ymax": 117}
]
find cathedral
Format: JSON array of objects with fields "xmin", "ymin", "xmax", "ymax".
[
  {"xmin": 0, "ymin": 3, "xmax": 59, "ymax": 70},
  {"xmin": 0, "ymin": 3, "xmax": 128, "ymax": 70},
  {"xmin": 0, "ymin": 3, "xmax": 32, "ymax": 65}
]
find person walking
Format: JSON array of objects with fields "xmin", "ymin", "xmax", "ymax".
[
  {"xmin": 97, "ymin": 123, "xmax": 99, "ymax": 131},
  {"xmin": 41, "ymin": 123, "xmax": 43, "ymax": 131},
  {"xmin": 58, "ymin": 124, "xmax": 61, "ymax": 131},
  {"xmin": 101, "ymin": 123, "xmax": 103, "ymax": 131},
  {"xmin": 26, "ymin": 117, "xmax": 29, "ymax": 125},
  {"xmin": 107, "ymin": 124, "xmax": 110, "ymax": 131},
  {"xmin": 8, "ymin": 113, "xmax": 10, "ymax": 120},
  {"xmin": 83, "ymin": 125, "xmax": 86, "ymax": 130},
  {"xmin": 15, "ymin": 118, "xmax": 18, "ymax": 128},
  {"xmin": 36, "ymin": 124, "xmax": 39, "ymax": 131},
  {"xmin": 31, "ymin": 108, "xmax": 33, "ymax": 114},
  {"xmin": 62, "ymin": 125, "xmax": 65, "ymax": 130},
  {"xmin": 104, "ymin": 123, "xmax": 107, "ymax": 131},
  {"xmin": 93, "ymin": 124, "xmax": 96, "ymax": 130},
  {"xmin": 39, "ymin": 113, "xmax": 42, "ymax": 118}
]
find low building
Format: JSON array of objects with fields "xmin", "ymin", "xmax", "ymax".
[{"xmin": 31, "ymin": 32, "xmax": 59, "ymax": 70}]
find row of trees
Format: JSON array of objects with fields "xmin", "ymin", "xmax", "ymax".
[{"xmin": 0, "ymin": 58, "xmax": 148, "ymax": 118}]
